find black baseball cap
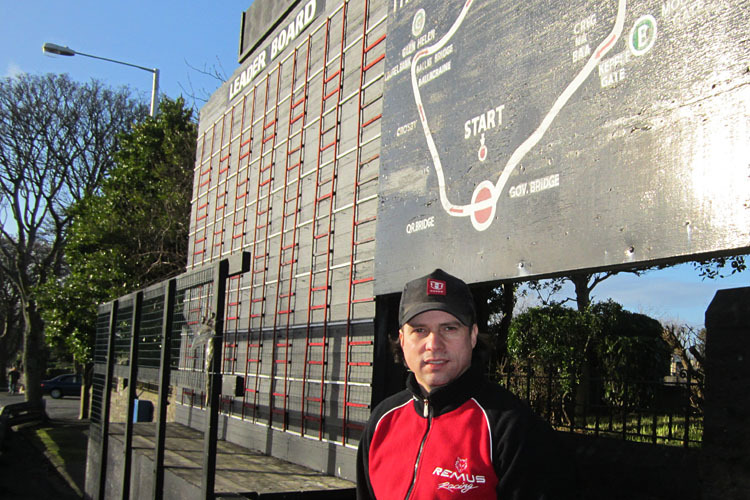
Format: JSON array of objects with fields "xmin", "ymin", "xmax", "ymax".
[{"xmin": 398, "ymin": 269, "xmax": 476, "ymax": 327}]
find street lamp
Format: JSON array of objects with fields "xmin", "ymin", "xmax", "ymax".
[{"xmin": 42, "ymin": 42, "xmax": 159, "ymax": 117}]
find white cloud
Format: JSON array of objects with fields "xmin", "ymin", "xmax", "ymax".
[{"xmin": 5, "ymin": 62, "xmax": 24, "ymax": 79}]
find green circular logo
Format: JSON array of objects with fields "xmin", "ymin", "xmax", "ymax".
[
  {"xmin": 629, "ymin": 15, "xmax": 657, "ymax": 56},
  {"xmin": 412, "ymin": 9, "xmax": 426, "ymax": 37}
]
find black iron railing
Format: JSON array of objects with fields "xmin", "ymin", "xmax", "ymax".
[{"xmin": 498, "ymin": 365, "xmax": 703, "ymax": 448}]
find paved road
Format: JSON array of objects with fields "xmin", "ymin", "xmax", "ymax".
[{"xmin": 0, "ymin": 390, "xmax": 82, "ymax": 420}]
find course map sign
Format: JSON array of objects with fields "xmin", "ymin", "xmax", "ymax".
[{"xmin": 375, "ymin": 0, "xmax": 750, "ymax": 294}]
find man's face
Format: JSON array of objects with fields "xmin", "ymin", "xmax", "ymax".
[{"xmin": 399, "ymin": 309, "xmax": 478, "ymax": 395}]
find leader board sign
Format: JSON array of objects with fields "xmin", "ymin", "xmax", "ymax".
[{"xmin": 374, "ymin": 0, "xmax": 750, "ymax": 293}]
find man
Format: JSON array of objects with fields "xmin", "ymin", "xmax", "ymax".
[
  {"xmin": 356, "ymin": 269, "xmax": 578, "ymax": 499},
  {"xmin": 8, "ymin": 366, "xmax": 21, "ymax": 395}
]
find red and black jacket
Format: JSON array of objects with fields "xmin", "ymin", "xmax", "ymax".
[{"xmin": 356, "ymin": 366, "xmax": 578, "ymax": 499}]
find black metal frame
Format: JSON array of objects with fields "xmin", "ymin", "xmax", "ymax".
[
  {"xmin": 93, "ymin": 252, "xmax": 250, "ymax": 500},
  {"xmin": 96, "ymin": 300, "xmax": 118, "ymax": 500},
  {"xmin": 153, "ymin": 278, "xmax": 176, "ymax": 499}
]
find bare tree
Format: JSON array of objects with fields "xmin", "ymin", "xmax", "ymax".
[
  {"xmin": 0, "ymin": 73, "xmax": 146, "ymax": 402},
  {"xmin": 567, "ymin": 270, "xmax": 645, "ymax": 311},
  {"xmin": 179, "ymin": 57, "xmax": 228, "ymax": 111},
  {"xmin": 526, "ymin": 268, "xmax": 656, "ymax": 312},
  {"xmin": 661, "ymin": 322, "xmax": 704, "ymax": 407},
  {"xmin": 0, "ymin": 238, "xmax": 22, "ymax": 387},
  {"xmin": 486, "ymin": 282, "xmax": 517, "ymax": 375}
]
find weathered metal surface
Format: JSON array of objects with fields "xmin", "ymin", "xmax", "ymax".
[{"xmin": 376, "ymin": 0, "xmax": 750, "ymax": 293}]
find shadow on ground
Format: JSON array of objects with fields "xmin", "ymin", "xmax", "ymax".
[{"xmin": 0, "ymin": 419, "xmax": 87, "ymax": 500}]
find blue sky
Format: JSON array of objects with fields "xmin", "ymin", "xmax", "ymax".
[
  {"xmin": 1, "ymin": 1, "xmax": 250, "ymax": 107},
  {"xmin": 1, "ymin": 1, "xmax": 747, "ymax": 328},
  {"xmin": 516, "ymin": 264, "xmax": 748, "ymax": 329}
]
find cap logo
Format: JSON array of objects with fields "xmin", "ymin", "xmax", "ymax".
[{"xmin": 427, "ymin": 278, "xmax": 446, "ymax": 295}]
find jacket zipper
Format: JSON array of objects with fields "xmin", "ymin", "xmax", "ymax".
[{"xmin": 405, "ymin": 398, "xmax": 431, "ymax": 500}]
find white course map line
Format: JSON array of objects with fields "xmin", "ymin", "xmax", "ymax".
[{"xmin": 410, "ymin": 0, "xmax": 628, "ymax": 231}]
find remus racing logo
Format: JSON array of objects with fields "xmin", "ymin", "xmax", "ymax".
[{"xmin": 433, "ymin": 457, "xmax": 486, "ymax": 493}]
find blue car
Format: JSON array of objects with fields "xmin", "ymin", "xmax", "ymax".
[{"xmin": 41, "ymin": 374, "xmax": 82, "ymax": 399}]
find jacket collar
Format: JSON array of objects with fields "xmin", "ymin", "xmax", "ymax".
[{"xmin": 406, "ymin": 364, "xmax": 484, "ymax": 417}]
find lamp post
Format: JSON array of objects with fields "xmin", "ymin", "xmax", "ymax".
[{"xmin": 43, "ymin": 42, "xmax": 159, "ymax": 117}]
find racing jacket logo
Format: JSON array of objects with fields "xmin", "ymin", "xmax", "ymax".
[{"xmin": 433, "ymin": 457, "xmax": 486, "ymax": 494}]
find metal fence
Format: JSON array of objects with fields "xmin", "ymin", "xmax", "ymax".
[
  {"xmin": 498, "ymin": 365, "xmax": 703, "ymax": 448},
  {"xmin": 90, "ymin": 245, "xmax": 376, "ymax": 499},
  {"xmin": 89, "ymin": 254, "xmax": 258, "ymax": 499}
]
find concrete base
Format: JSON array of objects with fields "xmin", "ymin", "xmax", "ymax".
[
  {"xmin": 176, "ymin": 403, "xmax": 359, "ymax": 481},
  {"xmin": 84, "ymin": 422, "xmax": 354, "ymax": 499}
]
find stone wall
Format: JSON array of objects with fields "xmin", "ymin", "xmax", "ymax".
[{"xmin": 108, "ymin": 377, "xmax": 176, "ymax": 424}]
